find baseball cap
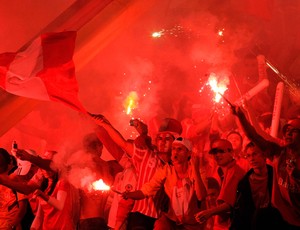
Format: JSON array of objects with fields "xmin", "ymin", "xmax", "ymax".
[
  {"xmin": 172, "ymin": 137, "xmax": 193, "ymax": 151},
  {"xmin": 158, "ymin": 118, "xmax": 182, "ymax": 137}
]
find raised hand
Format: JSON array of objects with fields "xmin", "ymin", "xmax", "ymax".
[
  {"xmin": 15, "ymin": 149, "xmax": 32, "ymax": 161},
  {"xmin": 130, "ymin": 119, "xmax": 148, "ymax": 135},
  {"xmin": 33, "ymin": 189, "xmax": 49, "ymax": 201},
  {"xmin": 190, "ymin": 153, "xmax": 200, "ymax": 171},
  {"xmin": 89, "ymin": 113, "xmax": 111, "ymax": 125},
  {"xmin": 195, "ymin": 209, "xmax": 212, "ymax": 224}
]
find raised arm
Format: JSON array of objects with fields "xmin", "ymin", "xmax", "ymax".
[
  {"xmin": 191, "ymin": 154, "xmax": 207, "ymax": 201},
  {"xmin": 30, "ymin": 202, "xmax": 44, "ymax": 230},
  {"xmin": 195, "ymin": 202, "xmax": 231, "ymax": 224},
  {"xmin": 122, "ymin": 190, "xmax": 146, "ymax": 200},
  {"xmin": 0, "ymin": 174, "xmax": 40, "ymax": 195},
  {"xmin": 15, "ymin": 149, "xmax": 53, "ymax": 171},
  {"xmin": 95, "ymin": 126, "xmax": 125, "ymax": 161},
  {"xmin": 123, "ymin": 165, "xmax": 167, "ymax": 200},
  {"xmin": 33, "ymin": 188, "xmax": 67, "ymax": 210},
  {"xmin": 91, "ymin": 114, "xmax": 134, "ymax": 156},
  {"xmin": 239, "ymin": 101, "xmax": 281, "ymax": 144},
  {"xmin": 231, "ymin": 105, "xmax": 278, "ymax": 156}
]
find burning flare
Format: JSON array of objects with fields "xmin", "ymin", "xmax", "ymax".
[
  {"xmin": 90, "ymin": 179, "xmax": 110, "ymax": 191},
  {"xmin": 207, "ymin": 73, "xmax": 229, "ymax": 103},
  {"xmin": 124, "ymin": 91, "xmax": 139, "ymax": 115}
]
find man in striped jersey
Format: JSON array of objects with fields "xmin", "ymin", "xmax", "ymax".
[{"xmin": 92, "ymin": 115, "xmax": 182, "ymax": 230}]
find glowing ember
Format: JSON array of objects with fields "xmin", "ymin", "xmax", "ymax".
[
  {"xmin": 152, "ymin": 31, "xmax": 164, "ymax": 38},
  {"xmin": 207, "ymin": 73, "xmax": 229, "ymax": 102},
  {"xmin": 218, "ymin": 28, "xmax": 225, "ymax": 36},
  {"xmin": 91, "ymin": 179, "xmax": 110, "ymax": 191},
  {"xmin": 124, "ymin": 91, "xmax": 139, "ymax": 115}
]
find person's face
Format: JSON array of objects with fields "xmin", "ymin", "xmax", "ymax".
[
  {"xmin": 245, "ymin": 146, "xmax": 266, "ymax": 170},
  {"xmin": 227, "ymin": 133, "xmax": 242, "ymax": 151},
  {"xmin": 156, "ymin": 133, "xmax": 174, "ymax": 153},
  {"xmin": 284, "ymin": 126, "xmax": 300, "ymax": 147},
  {"xmin": 207, "ymin": 188, "xmax": 219, "ymax": 205},
  {"xmin": 210, "ymin": 141, "xmax": 233, "ymax": 167},
  {"xmin": 171, "ymin": 143, "xmax": 189, "ymax": 165}
]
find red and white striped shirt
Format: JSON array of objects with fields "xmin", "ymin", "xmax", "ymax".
[{"xmin": 131, "ymin": 146, "xmax": 165, "ymax": 218}]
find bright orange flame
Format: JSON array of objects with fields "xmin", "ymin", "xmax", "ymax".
[
  {"xmin": 91, "ymin": 179, "xmax": 110, "ymax": 191},
  {"xmin": 124, "ymin": 91, "xmax": 139, "ymax": 115},
  {"xmin": 127, "ymin": 99, "xmax": 134, "ymax": 114},
  {"xmin": 208, "ymin": 73, "xmax": 229, "ymax": 102}
]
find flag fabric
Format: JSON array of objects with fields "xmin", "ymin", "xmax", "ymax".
[{"xmin": 0, "ymin": 31, "xmax": 86, "ymax": 112}]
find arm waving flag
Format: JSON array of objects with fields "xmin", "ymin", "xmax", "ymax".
[{"xmin": 0, "ymin": 31, "xmax": 86, "ymax": 112}]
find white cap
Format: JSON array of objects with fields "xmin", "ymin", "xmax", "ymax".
[{"xmin": 172, "ymin": 137, "xmax": 193, "ymax": 151}]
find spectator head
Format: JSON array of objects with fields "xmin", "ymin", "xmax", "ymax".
[
  {"xmin": 40, "ymin": 150, "xmax": 58, "ymax": 178},
  {"xmin": 226, "ymin": 131, "xmax": 243, "ymax": 152},
  {"xmin": 0, "ymin": 148, "xmax": 16, "ymax": 174},
  {"xmin": 257, "ymin": 112, "xmax": 273, "ymax": 133},
  {"xmin": 207, "ymin": 177, "xmax": 220, "ymax": 192},
  {"xmin": 207, "ymin": 177, "xmax": 220, "ymax": 201},
  {"xmin": 171, "ymin": 137, "xmax": 192, "ymax": 164},
  {"xmin": 282, "ymin": 118, "xmax": 300, "ymax": 147},
  {"xmin": 244, "ymin": 142, "xmax": 266, "ymax": 170},
  {"xmin": 209, "ymin": 139, "xmax": 234, "ymax": 167},
  {"xmin": 172, "ymin": 137, "xmax": 193, "ymax": 151},
  {"xmin": 83, "ymin": 133, "xmax": 103, "ymax": 156},
  {"xmin": 155, "ymin": 118, "xmax": 182, "ymax": 154},
  {"xmin": 158, "ymin": 118, "xmax": 182, "ymax": 137}
]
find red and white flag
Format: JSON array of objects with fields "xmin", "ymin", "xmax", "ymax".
[{"xmin": 0, "ymin": 31, "xmax": 86, "ymax": 112}]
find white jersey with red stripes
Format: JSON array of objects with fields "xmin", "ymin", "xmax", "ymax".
[{"xmin": 131, "ymin": 146, "xmax": 164, "ymax": 218}]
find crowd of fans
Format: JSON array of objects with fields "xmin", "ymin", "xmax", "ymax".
[
  {"xmin": 1, "ymin": 67, "xmax": 300, "ymax": 229},
  {"xmin": 0, "ymin": 99, "xmax": 299, "ymax": 230}
]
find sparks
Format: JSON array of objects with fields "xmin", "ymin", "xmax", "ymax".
[
  {"xmin": 207, "ymin": 73, "xmax": 229, "ymax": 103},
  {"xmin": 151, "ymin": 25, "xmax": 185, "ymax": 38}
]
